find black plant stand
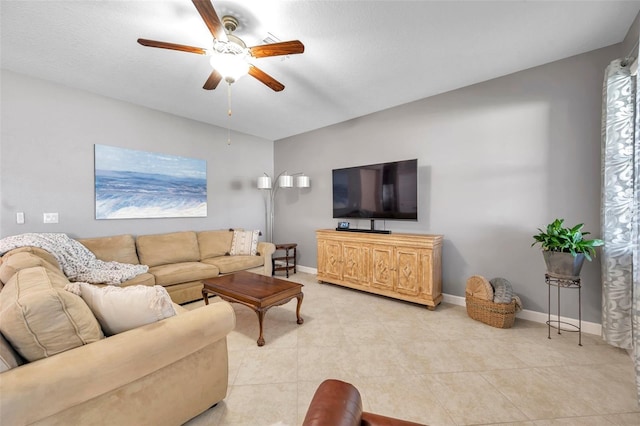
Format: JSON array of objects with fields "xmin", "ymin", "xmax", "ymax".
[{"xmin": 546, "ymin": 273, "xmax": 582, "ymax": 346}]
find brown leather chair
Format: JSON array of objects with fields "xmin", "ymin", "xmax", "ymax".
[{"xmin": 302, "ymin": 379, "xmax": 427, "ymax": 426}]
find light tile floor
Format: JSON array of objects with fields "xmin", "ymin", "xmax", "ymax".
[{"xmin": 183, "ymin": 272, "xmax": 640, "ymax": 426}]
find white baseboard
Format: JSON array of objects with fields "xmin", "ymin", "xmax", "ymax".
[
  {"xmin": 297, "ymin": 265, "xmax": 317, "ymax": 274},
  {"xmin": 297, "ymin": 267, "xmax": 602, "ymax": 335}
]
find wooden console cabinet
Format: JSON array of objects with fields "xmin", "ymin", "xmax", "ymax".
[{"xmin": 316, "ymin": 229, "xmax": 443, "ymax": 310}]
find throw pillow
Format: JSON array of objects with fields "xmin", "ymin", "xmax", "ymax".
[
  {"xmin": 0, "ymin": 251, "xmax": 61, "ymax": 285},
  {"xmin": 64, "ymin": 283, "xmax": 177, "ymax": 336},
  {"xmin": 197, "ymin": 230, "xmax": 235, "ymax": 259},
  {"xmin": 465, "ymin": 275, "xmax": 493, "ymax": 301},
  {"xmin": 0, "ymin": 266, "xmax": 104, "ymax": 362},
  {"xmin": 490, "ymin": 277, "xmax": 514, "ymax": 304},
  {"xmin": 229, "ymin": 230, "xmax": 260, "ymax": 256},
  {"xmin": 77, "ymin": 234, "xmax": 140, "ymax": 265}
]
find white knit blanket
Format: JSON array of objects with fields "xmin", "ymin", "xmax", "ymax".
[{"xmin": 0, "ymin": 233, "xmax": 149, "ymax": 285}]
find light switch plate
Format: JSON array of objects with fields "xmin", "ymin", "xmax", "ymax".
[
  {"xmin": 16, "ymin": 212, "xmax": 24, "ymax": 224},
  {"xmin": 43, "ymin": 212, "xmax": 59, "ymax": 224}
]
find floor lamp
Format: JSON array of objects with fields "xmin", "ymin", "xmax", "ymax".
[{"xmin": 257, "ymin": 171, "xmax": 310, "ymax": 243}]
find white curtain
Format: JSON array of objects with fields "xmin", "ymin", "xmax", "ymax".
[{"xmin": 601, "ymin": 57, "xmax": 640, "ymax": 402}]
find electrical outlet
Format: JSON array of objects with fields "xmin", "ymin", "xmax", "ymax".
[
  {"xmin": 16, "ymin": 212, "xmax": 25, "ymax": 224},
  {"xmin": 43, "ymin": 212, "xmax": 59, "ymax": 224}
]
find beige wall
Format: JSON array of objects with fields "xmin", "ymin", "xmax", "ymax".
[{"xmin": 274, "ymin": 44, "xmax": 622, "ymax": 323}]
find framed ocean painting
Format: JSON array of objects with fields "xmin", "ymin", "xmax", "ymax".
[{"xmin": 94, "ymin": 144, "xmax": 207, "ymax": 219}]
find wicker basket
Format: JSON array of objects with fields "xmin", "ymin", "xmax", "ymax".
[{"xmin": 465, "ymin": 294, "xmax": 516, "ymax": 329}]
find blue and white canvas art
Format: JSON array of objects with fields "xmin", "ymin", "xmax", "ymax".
[{"xmin": 95, "ymin": 144, "xmax": 207, "ymax": 219}]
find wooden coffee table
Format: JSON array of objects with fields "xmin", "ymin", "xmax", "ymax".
[{"xmin": 202, "ymin": 271, "xmax": 304, "ymax": 346}]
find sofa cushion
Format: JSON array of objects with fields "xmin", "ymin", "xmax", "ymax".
[
  {"xmin": 0, "ymin": 251, "xmax": 62, "ymax": 285},
  {"xmin": 78, "ymin": 234, "xmax": 140, "ymax": 265},
  {"xmin": 197, "ymin": 230, "xmax": 234, "ymax": 259},
  {"xmin": 91, "ymin": 272, "xmax": 156, "ymax": 289},
  {"xmin": 0, "ymin": 266, "xmax": 104, "ymax": 361},
  {"xmin": 119, "ymin": 272, "xmax": 156, "ymax": 287},
  {"xmin": 202, "ymin": 255, "xmax": 264, "ymax": 274},
  {"xmin": 136, "ymin": 232, "xmax": 200, "ymax": 267},
  {"xmin": 229, "ymin": 230, "xmax": 260, "ymax": 256},
  {"xmin": 162, "ymin": 281, "xmax": 207, "ymax": 305},
  {"xmin": 149, "ymin": 262, "xmax": 219, "ymax": 286},
  {"xmin": 65, "ymin": 283, "xmax": 177, "ymax": 336},
  {"xmin": 1, "ymin": 246, "xmax": 60, "ymax": 270},
  {"xmin": 0, "ymin": 332, "xmax": 24, "ymax": 373}
]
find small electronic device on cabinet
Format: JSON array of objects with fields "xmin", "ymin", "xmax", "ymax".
[{"xmin": 337, "ymin": 221, "xmax": 350, "ymax": 230}]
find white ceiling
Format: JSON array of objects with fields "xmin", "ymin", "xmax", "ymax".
[{"xmin": 2, "ymin": 1, "xmax": 639, "ymax": 141}]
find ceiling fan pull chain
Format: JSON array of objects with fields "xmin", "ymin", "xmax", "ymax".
[{"xmin": 227, "ymin": 82, "xmax": 232, "ymax": 145}]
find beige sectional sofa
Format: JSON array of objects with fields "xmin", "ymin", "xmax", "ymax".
[
  {"xmin": 0, "ymin": 244, "xmax": 236, "ymax": 425},
  {"xmin": 78, "ymin": 229, "xmax": 276, "ymax": 304}
]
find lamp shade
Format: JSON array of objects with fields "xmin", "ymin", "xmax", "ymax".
[
  {"xmin": 279, "ymin": 174, "xmax": 294, "ymax": 188},
  {"xmin": 296, "ymin": 175, "xmax": 310, "ymax": 188},
  {"xmin": 257, "ymin": 176, "xmax": 272, "ymax": 189}
]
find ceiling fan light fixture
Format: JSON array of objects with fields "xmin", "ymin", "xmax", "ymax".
[
  {"xmin": 210, "ymin": 52, "xmax": 249, "ymax": 83},
  {"xmin": 138, "ymin": 1, "xmax": 304, "ymax": 93}
]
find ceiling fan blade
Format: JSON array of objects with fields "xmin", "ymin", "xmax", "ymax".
[
  {"xmin": 248, "ymin": 65, "xmax": 285, "ymax": 92},
  {"xmin": 137, "ymin": 38, "xmax": 207, "ymax": 55},
  {"xmin": 192, "ymin": 0, "xmax": 227, "ymax": 42},
  {"xmin": 249, "ymin": 40, "xmax": 305, "ymax": 58},
  {"xmin": 203, "ymin": 70, "xmax": 223, "ymax": 90}
]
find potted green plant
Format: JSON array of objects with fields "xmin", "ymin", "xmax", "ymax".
[{"xmin": 531, "ymin": 218, "xmax": 604, "ymax": 278}]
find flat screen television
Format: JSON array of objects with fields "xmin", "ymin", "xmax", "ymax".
[{"xmin": 332, "ymin": 159, "xmax": 418, "ymax": 221}]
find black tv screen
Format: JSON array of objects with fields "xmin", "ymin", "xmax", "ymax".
[{"xmin": 332, "ymin": 159, "xmax": 418, "ymax": 220}]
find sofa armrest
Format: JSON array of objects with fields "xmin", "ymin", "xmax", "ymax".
[
  {"xmin": 0, "ymin": 301, "xmax": 236, "ymax": 425},
  {"xmin": 302, "ymin": 379, "xmax": 426, "ymax": 426},
  {"xmin": 302, "ymin": 379, "xmax": 363, "ymax": 426},
  {"xmin": 258, "ymin": 242, "xmax": 276, "ymax": 276}
]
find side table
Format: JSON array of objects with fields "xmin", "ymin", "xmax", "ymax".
[
  {"xmin": 273, "ymin": 243, "xmax": 297, "ymax": 278},
  {"xmin": 546, "ymin": 273, "xmax": 582, "ymax": 346}
]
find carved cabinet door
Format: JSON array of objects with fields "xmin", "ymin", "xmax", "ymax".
[
  {"xmin": 321, "ymin": 239, "xmax": 342, "ymax": 281},
  {"xmin": 371, "ymin": 245, "xmax": 394, "ymax": 290},
  {"xmin": 420, "ymin": 250, "xmax": 442, "ymax": 302},
  {"xmin": 342, "ymin": 243, "xmax": 360, "ymax": 284},
  {"xmin": 341, "ymin": 243, "xmax": 371, "ymax": 287},
  {"xmin": 395, "ymin": 247, "xmax": 421, "ymax": 296}
]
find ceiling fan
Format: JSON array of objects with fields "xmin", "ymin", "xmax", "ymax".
[{"xmin": 137, "ymin": 0, "xmax": 304, "ymax": 92}]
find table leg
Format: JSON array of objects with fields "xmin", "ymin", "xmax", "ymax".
[
  {"xmin": 296, "ymin": 293, "xmax": 304, "ymax": 324},
  {"xmin": 547, "ymin": 280, "xmax": 551, "ymax": 339},
  {"xmin": 293, "ymin": 247, "xmax": 297, "ymax": 274},
  {"xmin": 578, "ymin": 284, "xmax": 582, "ymax": 346},
  {"xmin": 202, "ymin": 289, "xmax": 210, "ymax": 305},
  {"xmin": 256, "ymin": 309, "xmax": 266, "ymax": 347},
  {"xmin": 285, "ymin": 247, "xmax": 290, "ymax": 278},
  {"xmin": 557, "ymin": 285, "xmax": 561, "ymax": 335}
]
